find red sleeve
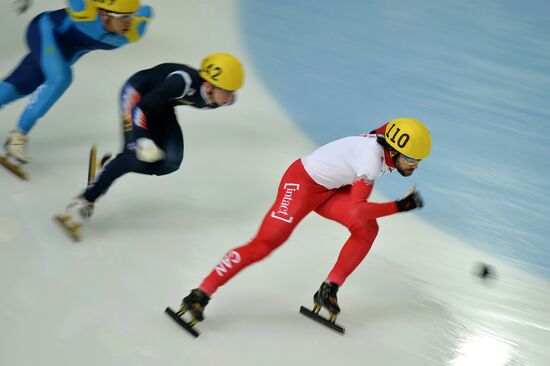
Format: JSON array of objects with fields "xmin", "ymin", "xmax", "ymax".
[{"xmin": 350, "ymin": 179, "xmax": 399, "ymax": 220}]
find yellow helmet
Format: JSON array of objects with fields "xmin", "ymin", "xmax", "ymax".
[
  {"xmin": 199, "ymin": 53, "xmax": 244, "ymax": 91},
  {"xmin": 93, "ymin": 0, "xmax": 140, "ymax": 13},
  {"xmin": 384, "ymin": 118, "xmax": 432, "ymax": 159}
]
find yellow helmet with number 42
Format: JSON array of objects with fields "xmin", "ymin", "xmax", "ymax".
[
  {"xmin": 93, "ymin": 0, "xmax": 140, "ymax": 13},
  {"xmin": 384, "ymin": 118, "xmax": 432, "ymax": 160},
  {"xmin": 199, "ymin": 53, "xmax": 244, "ymax": 91}
]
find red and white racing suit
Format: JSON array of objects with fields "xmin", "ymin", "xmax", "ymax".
[{"xmin": 199, "ymin": 134, "xmax": 401, "ymax": 295}]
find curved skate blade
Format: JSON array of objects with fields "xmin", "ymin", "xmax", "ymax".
[
  {"xmin": 0, "ymin": 155, "xmax": 28, "ymax": 180},
  {"xmin": 299, "ymin": 306, "xmax": 345, "ymax": 334},
  {"xmin": 53, "ymin": 215, "xmax": 82, "ymax": 242},
  {"xmin": 164, "ymin": 307, "xmax": 200, "ymax": 338},
  {"xmin": 88, "ymin": 145, "xmax": 97, "ymax": 184}
]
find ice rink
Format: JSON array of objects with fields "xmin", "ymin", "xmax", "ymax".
[{"xmin": 1, "ymin": 1, "xmax": 549, "ymax": 365}]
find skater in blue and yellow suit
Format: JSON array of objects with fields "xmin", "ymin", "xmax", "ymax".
[{"xmin": 0, "ymin": 0, "xmax": 153, "ymax": 165}]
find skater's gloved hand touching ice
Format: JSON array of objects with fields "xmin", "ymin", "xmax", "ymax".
[{"xmin": 136, "ymin": 138, "xmax": 165, "ymax": 163}]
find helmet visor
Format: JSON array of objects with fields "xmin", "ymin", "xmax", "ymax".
[
  {"xmin": 107, "ymin": 12, "xmax": 135, "ymax": 21},
  {"xmin": 402, "ymin": 154, "xmax": 421, "ymax": 166}
]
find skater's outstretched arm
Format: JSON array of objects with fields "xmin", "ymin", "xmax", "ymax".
[
  {"xmin": 349, "ymin": 178, "xmax": 424, "ymax": 220},
  {"xmin": 349, "ymin": 179, "xmax": 399, "ymax": 219}
]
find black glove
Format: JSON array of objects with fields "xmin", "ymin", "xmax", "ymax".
[{"xmin": 396, "ymin": 191, "xmax": 424, "ymax": 212}]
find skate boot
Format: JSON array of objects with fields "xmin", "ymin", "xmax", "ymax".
[
  {"xmin": 313, "ymin": 282, "xmax": 340, "ymax": 322},
  {"xmin": 86, "ymin": 146, "xmax": 111, "ymax": 216},
  {"xmin": 5, "ymin": 130, "xmax": 29, "ymax": 163},
  {"xmin": 0, "ymin": 130, "xmax": 29, "ymax": 179},
  {"xmin": 299, "ymin": 281, "xmax": 345, "ymax": 333},
  {"xmin": 54, "ymin": 196, "xmax": 93, "ymax": 242},
  {"xmin": 179, "ymin": 288, "xmax": 210, "ymax": 324},
  {"xmin": 99, "ymin": 153, "xmax": 112, "ymax": 169},
  {"xmin": 165, "ymin": 288, "xmax": 210, "ymax": 337}
]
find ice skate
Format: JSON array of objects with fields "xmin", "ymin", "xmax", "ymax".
[
  {"xmin": 0, "ymin": 130, "xmax": 29, "ymax": 180},
  {"xmin": 313, "ymin": 281, "xmax": 341, "ymax": 318},
  {"xmin": 87, "ymin": 145, "xmax": 112, "ymax": 183},
  {"xmin": 87, "ymin": 145, "xmax": 98, "ymax": 185},
  {"xmin": 86, "ymin": 145, "xmax": 112, "ymax": 216},
  {"xmin": 165, "ymin": 288, "xmax": 210, "ymax": 338},
  {"xmin": 54, "ymin": 196, "xmax": 93, "ymax": 242},
  {"xmin": 299, "ymin": 282, "xmax": 345, "ymax": 334},
  {"xmin": 54, "ymin": 146, "xmax": 108, "ymax": 241}
]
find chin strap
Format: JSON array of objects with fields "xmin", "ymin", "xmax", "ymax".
[{"xmin": 383, "ymin": 148, "xmax": 397, "ymax": 169}]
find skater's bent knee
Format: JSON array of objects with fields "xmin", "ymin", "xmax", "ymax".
[
  {"xmin": 46, "ymin": 73, "xmax": 72, "ymax": 92},
  {"xmin": 350, "ymin": 219, "xmax": 379, "ymax": 237},
  {"xmin": 154, "ymin": 160, "xmax": 181, "ymax": 176}
]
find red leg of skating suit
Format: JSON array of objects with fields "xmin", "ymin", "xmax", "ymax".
[
  {"xmin": 315, "ymin": 185, "xmax": 380, "ymax": 286},
  {"xmin": 199, "ymin": 159, "xmax": 334, "ymax": 296},
  {"xmin": 198, "ymin": 161, "xmax": 399, "ymax": 296}
]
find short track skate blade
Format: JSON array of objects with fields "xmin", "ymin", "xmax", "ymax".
[
  {"xmin": 53, "ymin": 215, "xmax": 81, "ymax": 242},
  {"xmin": 299, "ymin": 306, "xmax": 345, "ymax": 334},
  {"xmin": 88, "ymin": 145, "xmax": 97, "ymax": 184},
  {"xmin": 0, "ymin": 155, "xmax": 28, "ymax": 180},
  {"xmin": 164, "ymin": 307, "xmax": 200, "ymax": 338}
]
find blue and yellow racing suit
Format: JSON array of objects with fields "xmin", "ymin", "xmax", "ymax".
[{"xmin": 0, "ymin": 0, "xmax": 153, "ymax": 133}]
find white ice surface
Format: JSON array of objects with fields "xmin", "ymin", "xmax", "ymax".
[{"xmin": 1, "ymin": 1, "xmax": 549, "ymax": 365}]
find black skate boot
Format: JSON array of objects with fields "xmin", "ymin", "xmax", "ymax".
[
  {"xmin": 165, "ymin": 289, "xmax": 210, "ymax": 338},
  {"xmin": 313, "ymin": 282, "xmax": 341, "ymax": 321},
  {"xmin": 99, "ymin": 153, "xmax": 112, "ymax": 168},
  {"xmin": 299, "ymin": 282, "xmax": 345, "ymax": 333},
  {"xmin": 179, "ymin": 288, "xmax": 210, "ymax": 324}
]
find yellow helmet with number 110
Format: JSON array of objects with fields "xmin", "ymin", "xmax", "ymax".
[
  {"xmin": 93, "ymin": 0, "xmax": 140, "ymax": 14},
  {"xmin": 199, "ymin": 53, "xmax": 244, "ymax": 91},
  {"xmin": 384, "ymin": 118, "xmax": 432, "ymax": 160}
]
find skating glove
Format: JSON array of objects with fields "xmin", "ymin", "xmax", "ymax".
[
  {"xmin": 396, "ymin": 185, "xmax": 424, "ymax": 212},
  {"xmin": 136, "ymin": 138, "xmax": 165, "ymax": 163}
]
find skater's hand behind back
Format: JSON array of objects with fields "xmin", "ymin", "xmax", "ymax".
[{"xmin": 136, "ymin": 138, "xmax": 165, "ymax": 163}]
